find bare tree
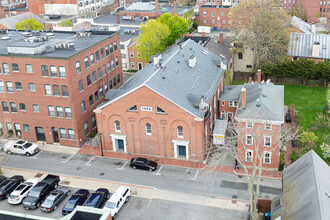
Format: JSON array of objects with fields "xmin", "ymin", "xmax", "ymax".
[
  {"xmin": 290, "ymin": 0, "xmax": 307, "ymax": 21},
  {"xmin": 208, "ymin": 119, "xmax": 299, "ymax": 220}
]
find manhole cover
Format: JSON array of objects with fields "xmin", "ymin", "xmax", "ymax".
[
  {"xmin": 114, "ymin": 162, "xmax": 123, "ymax": 166},
  {"xmin": 61, "ymin": 181, "xmax": 70, "ymax": 185},
  {"xmin": 62, "ymin": 156, "xmax": 67, "ymax": 159},
  {"xmin": 76, "ymin": 167, "xmax": 81, "ymax": 170},
  {"xmin": 264, "ymin": 195, "xmax": 270, "ymax": 199},
  {"xmin": 232, "ymin": 195, "xmax": 238, "ymax": 199},
  {"xmin": 100, "ymin": 172, "xmax": 105, "ymax": 176},
  {"xmin": 35, "ymin": 173, "xmax": 43, "ymax": 178},
  {"xmin": 232, "ymin": 200, "xmax": 237, "ymax": 204},
  {"xmin": 238, "ymin": 175, "xmax": 243, "ymax": 178},
  {"xmin": 187, "ymin": 172, "xmax": 191, "ymax": 174}
]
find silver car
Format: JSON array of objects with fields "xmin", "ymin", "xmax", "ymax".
[{"xmin": 40, "ymin": 186, "xmax": 70, "ymax": 212}]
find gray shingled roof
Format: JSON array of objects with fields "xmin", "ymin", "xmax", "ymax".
[
  {"xmin": 288, "ymin": 32, "xmax": 330, "ymax": 59},
  {"xmin": 220, "ymin": 85, "xmax": 243, "ymax": 101},
  {"xmin": 98, "ymin": 39, "xmax": 225, "ymax": 119},
  {"xmin": 205, "ymin": 40, "xmax": 231, "ymax": 63},
  {"xmin": 279, "ymin": 150, "xmax": 330, "ymax": 220},
  {"xmin": 0, "ymin": 12, "xmax": 46, "ymax": 29},
  {"xmin": 0, "ymin": 30, "xmax": 117, "ymax": 58},
  {"xmin": 235, "ymin": 82, "xmax": 284, "ymax": 122}
]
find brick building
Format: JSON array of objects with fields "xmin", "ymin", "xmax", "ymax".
[
  {"xmin": 0, "ymin": 0, "xmax": 27, "ymax": 19},
  {"xmin": 219, "ymin": 70, "xmax": 284, "ymax": 170},
  {"xmin": 0, "ymin": 29, "xmax": 123, "ymax": 147},
  {"xmin": 0, "ymin": 12, "xmax": 46, "ymax": 29},
  {"xmin": 94, "ymin": 39, "xmax": 227, "ymax": 163},
  {"xmin": 195, "ymin": 4, "xmax": 231, "ymax": 30}
]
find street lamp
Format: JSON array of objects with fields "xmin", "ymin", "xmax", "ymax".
[{"xmin": 99, "ymin": 133, "xmax": 104, "ymax": 157}]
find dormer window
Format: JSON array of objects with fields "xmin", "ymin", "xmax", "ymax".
[
  {"xmin": 156, "ymin": 106, "xmax": 167, "ymax": 114},
  {"xmin": 128, "ymin": 105, "xmax": 137, "ymax": 112}
]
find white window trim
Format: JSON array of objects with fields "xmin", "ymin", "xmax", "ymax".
[
  {"xmin": 222, "ymin": 101, "xmax": 225, "ymax": 106},
  {"xmin": 115, "ymin": 121, "xmax": 121, "ymax": 132},
  {"xmin": 263, "ymin": 151, "xmax": 271, "ymax": 164},
  {"xmin": 264, "ymin": 136, "xmax": 271, "ymax": 147},
  {"xmin": 246, "ymin": 134, "xmax": 253, "ymax": 145},
  {"xmin": 227, "ymin": 112, "xmax": 233, "ymax": 121},
  {"xmin": 265, "ymin": 123, "xmax": 272, "ymax": 130},
  {"xmin": 246, "ymin": 121, "xmax": 253, "ymax": 128},
  {"xmin": 177, "ymin": 126, "xmax": 184, "ymax": 138},
  {"xmin": 245, "ymin": 150, "xmax": 253, "ymax": 162},
  {"xmin": 110, "ymin": 134, "xmax": 127, "ymax": 152},
  {"xmin": 172, "ymin": 140, "xmax": 189, "ymax": 160},
  {"xmin": 145, "ymin": 124, "xmax": 152, "ymax": 136},
  {"xmin": 229, "ymin": 101, "xmax": 234, "ymax": 107}
]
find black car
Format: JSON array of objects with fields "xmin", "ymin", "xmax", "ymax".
[
  {"xmin": 22, "ymin": 182, "xmax": 51, "ymax": 209},
  {"xmin": 84, "ymin": 188, "xmax": 110, "ymax": 208},
  {"xmin": 129, "ymin": 157, "xmax": 158, "ymax": 171},
  {"xmin": 62, "ymin": 189, "xmax": 89, "ymax": 215},
  {"xmin": 0, "ymin": 175, "xmax": 6, "ymax": 185},
  {"xmin": 0, "ymin": 175, "xmax": 24, "ymax": 199}
]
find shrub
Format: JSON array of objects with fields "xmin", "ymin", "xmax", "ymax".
[
  {"xmin": 90, "ymin": 131, "xmax": 97, "ymax": 138},
  {"xmin": 291, "ymin": 150, "xmax": 299, "ymax": 162},
  {"xmin": 279, "ymin": 152, "xmax": 286, "ymax": 171},
  {"xmin": 59, "ymin": 20, "xmax": 73, "ymax": 27}
]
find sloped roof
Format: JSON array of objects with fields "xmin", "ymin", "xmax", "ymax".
[
  {"xmin": 0, "ymin": 12, "xmax": 46, "ymax": 29},
  {"xmin": 235, "ymin": 82, "xmax": 284, "ymax": 122},
  {"xmin": 290, "ymin": 16, "xmax": 312, "ymax": 33},
  {"xmin": 98, "ymin": 39, "xmax": 225, "ymax": 119},
  {"xmin": 288, "ymin": 32, "xmax": 330, "ymax": 59},
  {"xmin": 279, "ymin": 150, "xmax": 330, "ymax": 220},
  {"xmin": 220, "ymin": 85, "xmax": 243, "ymax": 101}
]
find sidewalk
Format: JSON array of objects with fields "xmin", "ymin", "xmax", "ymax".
[{"xmin": 1, "ymin": 167, "xmax": 249, "ymax": 212}]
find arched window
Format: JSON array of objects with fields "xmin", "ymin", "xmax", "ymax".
[
  {"xmin": 238, "ymin": 52, "xmax": 243, "ymax": 59},
  {"xmin": 145, "ymin": 123, "xmax": 152, "ymax": 135},
  {"xmin": 115, "ymin": 120, "xmax": 121, "ymax": 132},
  {"xmin": 177, "ymin": 126, "xmax": 183, "ymax": 138}
]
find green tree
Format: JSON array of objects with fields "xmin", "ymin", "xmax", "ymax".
[
  {"xmin": 294, "ymin": 58, "xmax": 316, "ymax": 85},
  {"xmin": 316, "ymin": 61, "xmax": 330, "ymax": 87},
  {"xmin": 59, "ymin": 20, "xmax": 73, "ymax": 27},
  {"xmin": 320, "ymin": 142, "xmax": 330, "ymax": 161},
  {"xmin": 136, "ymin": 20, "xmax": 170, "ymax": 61},
  {"xmin": 156, "ymin": 13, "xmax": 188, "ymax": 47},
  {"xmin": 230, "ymin": 0, "xmax": 289, "ymax": 68},
  {"xmin": 15, "ymin": 18, "xmax": 43, "ymax": 30},
  {"xmin": 290, "ymin": 0, "xmax": 307, "ymax": 21},
  {"xmin": 301, "ymin": 130, "xmax": 318, "ymax": 149}
]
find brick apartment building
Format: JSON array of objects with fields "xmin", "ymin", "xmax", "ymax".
[
  {"xmin": 0, "ymin": 0, "xmax": 27, "ymax": 19},
  {"xmin": 282, "ymin": 0, "xmax": 328, "ymax": 23},
  {"xmin": 94, "ymin": 39, "xmax": 227, "ymax": 163},
  {"xmin": 196, "ymin": 0, "xmax": 239, "ymax": 7},
  {"xmin": 195, "ymin": 4, "xmax": 231, "ymax": 30},
  {"xmin": 0, "ymin": 29, "xmax": 123, "ymax": 147},
  {"xmin": 219, "ymin": 70, "xmax": 284, "ymax": 169}
]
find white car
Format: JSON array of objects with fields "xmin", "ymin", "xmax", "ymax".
[
  {"xmin": 4, "ymin": 140, "xmax": 39, "ymax": 156},
  {"xmin": 8, "ymin": 179, "xmax": 38, "ymax": 205},
  {"xmin": 104, "ymin": 186, "xmax": 130, "ymax": 219}
]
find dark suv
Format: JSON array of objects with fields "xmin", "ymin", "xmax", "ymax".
[
  {"xmin": 0, "ymin": 175, "xmax": 24, "ymax": 200},
  {"xmin": 22, "ymin": 182, "xmax": 51, "ymax": 209}
]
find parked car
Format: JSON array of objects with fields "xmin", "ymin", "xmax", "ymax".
[
  {"xmin": 40, "ymin": 186, "xmax": 70, "ymax": 212},
  {"xmin": 0, "ymin": 175, "xmax": 24, "ymax": 200},
  {"xmin": 8, "ymin": 179, "xmax": 38, "ymax": 204},
  {"xmin": 62, "ymin": 189, "xmax": 89, "ymax": 215},
  {"xmin": 84, "ymin": 188, "xmax": 110, "ymax": 208},
  {"xmin": 0, "ymin": 175, "xmax": 6, "ymax": 185},
  {"xmin": 129, "ymin": 157, "xmax": 158, "ymax": 171},
  {"xmin": 22, "ymin": 174, "xmax": 60, "ymax": 209},
  {"xmin": 104, "ymin": 186, "xmax": 131, "ymax": 219},
  {"xmin": 3, "ymin": 140, "xmax": 39, "ymax": 156}
]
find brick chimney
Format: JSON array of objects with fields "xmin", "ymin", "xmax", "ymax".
[
  {"xmin": 202, "ymin": 32, "xmax": 205, "ymax": 37},
  {"xmin": 241, "ymin": 88, "xmax": 246, "ymax": 109},
  {"xmin": 248, "ymin": 77, "xmax": 252, "ymax": 84},
  {"xmin": 173, "ymin": 0, "xmax": 177, "ymax": 15},
  {"xmin": 219, "ymin": 33, "xmax": 223, "ymax": 45},
  {"xmin": 116, "ymin": 13, "xmax": 120, "ymax": 24},
  {"xmin": 257, "ymin": 69, "xmax": 261, "ymax": 84},
  {"xmin": 155, "ymin": 0, "xmax": 159, "ymax": 13}
]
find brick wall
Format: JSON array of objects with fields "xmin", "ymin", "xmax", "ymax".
[
  {"xmin": 127, "ymin": 41, "xmax": 148, "ymax": 70},
  {"xmin": 195, "ymin": 7, "xmax": 231, "ymax": 29}
]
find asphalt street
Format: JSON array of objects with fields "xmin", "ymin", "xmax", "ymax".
[{"xmin": 0, "ymin": 151, "xmax": 282, "ymax": 202}]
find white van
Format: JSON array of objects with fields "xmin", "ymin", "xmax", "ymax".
[{"xmin": 104, "ymin": 186, "xmax": 130, "ymax": 219}]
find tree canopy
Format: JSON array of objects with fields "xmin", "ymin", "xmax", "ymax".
[
  {"xmin": 136, "ymin": 20, "xmax": 170, "ymax": 61},
  {"xmin": 137, "ymin": 13, "xmax": 188, "ymax": 61},
  {"xmin": 230, "ymin": 0, "xmax": 289, "ymax": 68},
  {"xmin": 59, "ymin": 20, "xmax": 73, "ymax": 27},
  {"xmin": 15, "ymin": 18, "xmax": 43, "ymax": 30}
]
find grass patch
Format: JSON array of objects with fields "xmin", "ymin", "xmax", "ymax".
[{"xmin": 231, "ymin": 79, "xmax": 247, "ymax": 85}]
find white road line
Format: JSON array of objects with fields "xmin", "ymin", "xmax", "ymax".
[
  {"xmin": 30, "ymin": 151, "xmax": 42, "ymax": 159},
  {"xmin": 117, "ymin": 161, "xmax": 128, "ymax": 170},
  {"xmin": 147, "ymin": 199, "xmax": 152, "ymax": 207},
  {"xmin": 190, "ymin": 170, "xmax": 200, "ymax": 181},
  {"xmin": 61, "ymin": 153, "xmax": 76, "ymax": 163},
  {"xmin": 154, "ymin": 165, "xmax": 163, "ymax": 175},
  {"xmin": 86, "ymin": 157, "xmax": 95, "ymax": 166}
]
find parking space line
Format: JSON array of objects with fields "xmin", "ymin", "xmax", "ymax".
[
  {"xmin": 61, "ymin": 153, "xmax": 76, "ymax": 163},
  {"xmin": 154, "ymin": 165, "xmax": 163, "ymax": 175},
  {"xmin": 86, "ymin": 156, "xmax": 95, "ymax": 166},
  {"xmin": 30, "ymin": 150, "xmax": 42, "ymax": 159},
  {"xmin": 190, "ymin": 169, "xmax": 200, "ymax": 181},
  {"xmin": 117, "ymin": 161, "xmax": 128, "ymax": 170}
]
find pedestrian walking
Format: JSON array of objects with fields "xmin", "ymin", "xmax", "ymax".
[{"xmin": 234, "ymin": 159, "xmax": 239, "ymax": 170}]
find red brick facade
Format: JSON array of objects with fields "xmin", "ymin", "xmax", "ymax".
[
  {"xmin": 195, "ymin": 6, "xmax": 231, "ymax": 29},
  {"xmin": 127, "ymin": 41, "xmax": 148, "ymax": 70},
  {"xmin": 0, "ymin": 31, "xmax": 123, "ymax": 147}
]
